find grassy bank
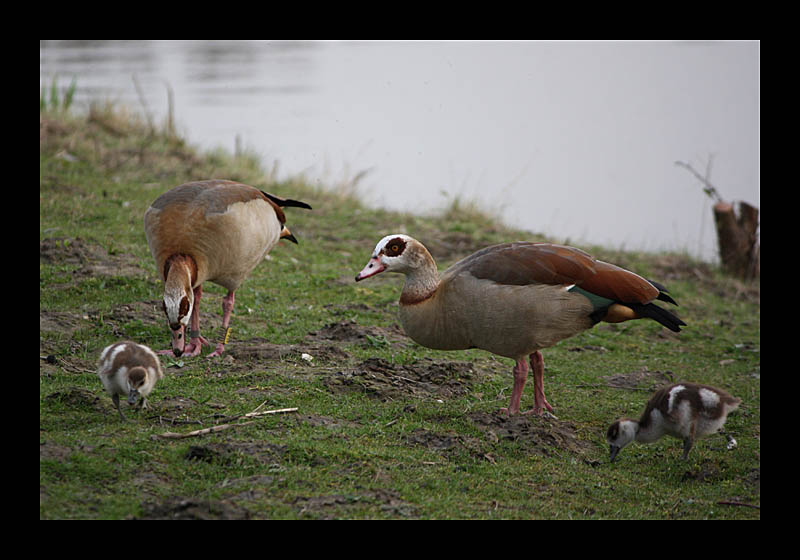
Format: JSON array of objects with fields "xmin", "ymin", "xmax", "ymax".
[{"xmin": 40, "ymin": 105, "xmax": 760, "ymax": 519}]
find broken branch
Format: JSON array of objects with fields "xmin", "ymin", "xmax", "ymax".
[
  {"xmin": 152, "ymin": 407, "xmax": 298, "ymax": 439},
  {"xmin": 153, "ymin": 421, "xmax": 256, "ymax": 439}
]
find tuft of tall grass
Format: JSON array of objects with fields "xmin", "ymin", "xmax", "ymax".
[{"xmin": 41, "ymin": 75, "xmax": 77, "ymax": 112}]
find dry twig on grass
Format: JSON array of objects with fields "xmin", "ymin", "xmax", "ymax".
[{"xmin": 152, "ymin": 406, "xmax": 298, "ymax": 440}]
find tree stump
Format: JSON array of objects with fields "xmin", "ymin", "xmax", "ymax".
[
  {"xmin": 675, "ymin": 158, "xmax": 759, "ymax": 280},
  {"xmin": 713, "ymin": 200, "xmax": 760, "ymax": 280}
]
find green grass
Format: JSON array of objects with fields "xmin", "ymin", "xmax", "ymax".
[{"xmin": 40, "ymin": 104, "xmax": 760, "ymax": 519}]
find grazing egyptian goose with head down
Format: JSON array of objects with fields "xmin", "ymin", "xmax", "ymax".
[
  {"xmin": 98, "ymin": 341, "xmax": 164, "ymax": 420},
  {"xmin": 606, "ymin": 382, "xmax": 741, "ymax": 461},
  {"xmin": 144, "ymin": 180, "xmax": 311, "ymax": 358},
  {"xmin": 355, "ymin": 235, "xmax": 686, "ymax": 416}
]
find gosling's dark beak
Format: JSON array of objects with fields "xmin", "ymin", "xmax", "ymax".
[
  {"xmin": 609, "ymin": 445, "xmax": 621, "ymax": 462},
  {"xmin": 280, "ymin": 226, "xmax": 298, "ymax": 244},
  {"xmin": 128, "ymin": 388, "xmax": 140, "ymax": 406}
]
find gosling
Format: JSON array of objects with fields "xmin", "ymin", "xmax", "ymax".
[
  {"xmin": 606, "ymin": 382, "xmax": 741, "ymax": 461},
  {"xmin": 98, "ymin": 341, "xmax": 164, "ymax": 420}
]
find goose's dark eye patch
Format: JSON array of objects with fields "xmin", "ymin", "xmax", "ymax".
[
  {"xmin": 179, "ymin": 296, "xmax": 190, "ymax": 319},
  {"xmin": 383, "ymin": 237, "xmax": 406, "ymax": 257}
]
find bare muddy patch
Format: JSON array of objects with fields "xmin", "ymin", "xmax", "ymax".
[
  {"xmin": 405, "ymin": 428, "xmax": 464, "ymax": 452},
  {"xmin": 39, "ymin": 311, "xmax": 91, "ymax": 337},
  {"xmin": 156, "ymin": 396, "xmax": 200, "ymax": 416},
  {"xmin": 183, "ymin": 441, "xmax": 288, "ymax": 466},
  {"xmin": 102, "ymin": 300, "xmax": 163, "ymax": 327},
  {"xmin": 292, "ymin": 488, "xmax": 418, "ymax": 519},
  {"xmin": 227, "ymin": 338, "xmax": 351, "ymax": 364},
  {"xmin": 40, "ymin": 237, "xmax": 144, "ymax": 278},
  {"xmin": 44, "ymin": 388, "xmax": 104, "ymax": 412},
  {"xmin": 602, "ymin": 367, "xmax": 674, "ymax": 391},
  {"xmin": 136, "ymin": 497, "xmax": 251, "ymax": 520},
  {"xmin": 295, "ymin": 414, "xmax": 360, "ymax": 429},
  {"xmin": 306, "ymin": 320, "xmax": 408, "ymax": 348},
  {"xmin": 469, "ymin": 412, "xmax": 594, "ymax": 458},
  {"xmin": 323, "ymin": 357, "xmax": 476, "ymax": 401},
  {"xmin": 40, "ymin": 441, "xmax": 75, "ymax": 462}
]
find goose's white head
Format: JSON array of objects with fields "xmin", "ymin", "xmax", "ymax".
[
  {"xmin": 355, "ymin": 234, "xmax": 419, "ymax": 281},
  {"xmin": 161, "ymin": 256, "xmax": 195, "ymax": 356},
  {"xmin": 606, "ymin": 418, "xmax": 638, "ymax": 462}
]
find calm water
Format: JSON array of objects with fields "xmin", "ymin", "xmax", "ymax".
[{"xmin": 40, "ymin": 40, "xmax": 760, "ymax": 261}]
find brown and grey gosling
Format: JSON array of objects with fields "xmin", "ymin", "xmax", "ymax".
[
  {"xmin": 98, "ymin": 341, "xmax": 164, "ymax": 420},
  {"xmin": 606, "ymin": 382, "xmax": 741, "ymax": 461},
  {"xmin": 144, "ymin": 180, "xmax": 311, "ymax": 358},
  {"xmin": 355, "ymin": 234, "xmax": 686, "ymax": 417}
]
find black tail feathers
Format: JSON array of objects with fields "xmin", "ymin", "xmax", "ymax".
[{"xmin": 630, "ymin": 302, "xmax": 686, "ymax": 333}]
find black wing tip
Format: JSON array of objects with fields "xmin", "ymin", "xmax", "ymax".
[
  {"xmin": 647, "ymin": 279, "xmax": 679, "ymax": 306},
  {"xmin": 656, "ymin": 291, "xmax": 678, "ymax": 306},
  {"xmin": 261, "ymin": 190, "xmax": 312, "ymax": 210},
  {"xmin": 282, "ymin": 198, "xmax": 313, "ymax": 210}
]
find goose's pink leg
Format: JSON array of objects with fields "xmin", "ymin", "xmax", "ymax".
[
  {"xmin": 499, "ymin": 358, "xmax": 529, "ymax": 416},
  {"xmin": 207, "ymin": 290, "xmax": 235, "ymax": 358},
  {"xmin": 182, "ymin": 286, "xmax": 211, "ymax": 357},
  {"xmin": 526, "ymin": 351, "xmax": 554, "ymax": 415}
]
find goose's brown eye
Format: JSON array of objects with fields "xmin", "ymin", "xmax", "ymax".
[{"xmin": 383, "ymin": 237, "xmax": 406, "ymax": 256}]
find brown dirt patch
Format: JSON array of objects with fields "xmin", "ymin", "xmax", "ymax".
[
  {"xmin": 40, "ymin": 441, "xmax": 75, "ymax": 462},
  {"xmin": 157, "ymin": 396, "xmax": 200, "ymax": 416},
  {"xmin": 39, "ymin": 311, "xmax": 91, "ymax": 337},
  {"xmin": 136, "ymin": 497, "xmax": 251, "ymax": 520},
  {"xmin": 295, "ymin": 414, "xmax": 360, "ymax": 429},
  {"xmin": 227, "ymin": 338, "xmax": 351, "ymax": 363},
  {"xmin": 469, "ymin": 411, "xmax": 594, "ymax": 458},
  {"xmin": 602, "ymin": 367, "xmax": 674, "ymax": 391},
  {"xmin": 103, "ymin": 300, "xmax": 163, "ymax": 327},
  {"xmin": 306, "ymin": 319, "xmax": 408, "ymax": 347},
  {"xmin": 44, "ymin": 388, "xmax": 104, "ymax": 412},
  {"xmin": 405, "ymin": 428, "xmax": 464, "ymax": 453},
  {"xmin": 323, "ymin": 357, "xmax": 476, "ymax": 401},
  {"xmin": 292, "ymin": 489, "xmax": 418, "ymax": 519},
  {"xmin": 40, "ymin": 237, "xmax": 145, "ymax": 278},
  {"xmin": 682, "ymin": 458, "xmax": 726, "ymax": 483},
  {"xmin": 184, "ymin": 441, "xmax": 288, "ymax": 466}
]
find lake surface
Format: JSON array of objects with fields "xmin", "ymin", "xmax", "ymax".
[{"xmin": 40, "ymin": 40, "xmax": 760, "ymax": 261}]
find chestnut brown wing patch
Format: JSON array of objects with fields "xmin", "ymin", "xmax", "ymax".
[
  {"xmin": 579, "ymin": 260, "xmax": 659, "ymax": 304},
  {"xmin": 457, "ymin": 243, "xmax": 598, "ymax": 287},
  {"xmin": 457, "ymin": 242, "xmax": 660, "ymax": 305}
]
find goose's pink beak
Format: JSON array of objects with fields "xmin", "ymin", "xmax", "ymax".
[
  {"xmin": 171, "ymin": 324, "xmax": 186, "ymax": 356},
  {"xmin": 355, "ymin": 257, "xmax": 385, "ymax": 282}
]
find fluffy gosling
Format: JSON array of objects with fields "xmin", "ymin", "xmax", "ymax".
[
  {"xmin": 606, "ymin": 382, "xmax": 741, "ymax": 461},
  {"xmin": 98, "ymin": 341, "xmax": 164, "ymax": 420}
]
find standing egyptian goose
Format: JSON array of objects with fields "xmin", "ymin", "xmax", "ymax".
[
  {"xmin": 144, "ymin": 180, "xmax": 311, "ymax": 357},
  {"xmin": 98, "ymin": 341, "xmax": 164, "ymax": 420},
  {"xmin": 606, "ymin": 382, "xmax": 741, "ymax": 461},
  {"xmin": 355, "ymin": 235, "xmax": 686, "ymax": 416}
]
